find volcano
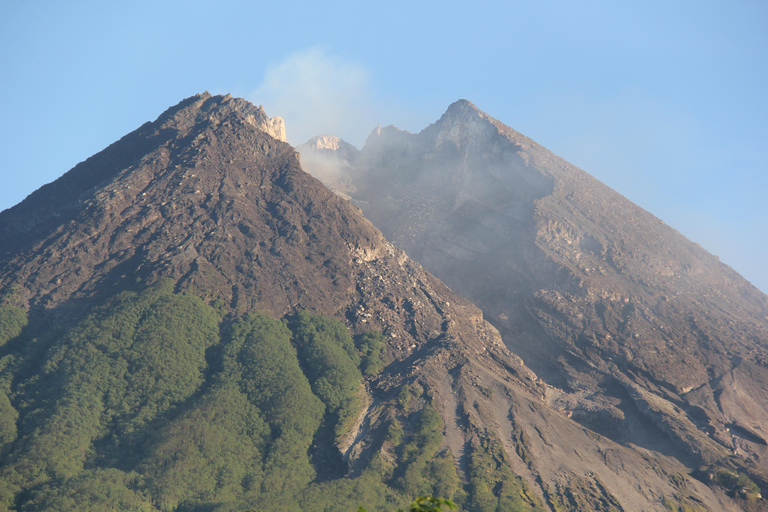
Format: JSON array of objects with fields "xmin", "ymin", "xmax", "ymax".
[{"xmin": 0, "ymin": 93, "xmax": 763, "ymax": 511}]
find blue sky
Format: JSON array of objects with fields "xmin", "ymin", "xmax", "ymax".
[{"xmin": 1, "ymin": 1, "xmax": 766, "ymax": 293}]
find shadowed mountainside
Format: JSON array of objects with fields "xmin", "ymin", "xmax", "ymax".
[{"xmin": 299, "ymin": 99, "xmax": 768, "ymax": 507}]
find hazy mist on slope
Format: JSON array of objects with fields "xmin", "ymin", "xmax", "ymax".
[{"xmin": 277, "ymin": 49, "xmax": 766, "ymax": 294}]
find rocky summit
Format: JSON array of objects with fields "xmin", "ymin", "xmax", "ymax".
[{"xmin": 0, "ymin": 93, "xmax": 764, "ymax": 511}]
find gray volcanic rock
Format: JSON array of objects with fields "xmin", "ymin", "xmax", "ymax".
[
  {"xmin": 297, "ymin": 134, "xmax": 361, "ymax": 199},
  {"xmin": 300, "ymin": 99, "xmax": 768, "ymax": 504}
]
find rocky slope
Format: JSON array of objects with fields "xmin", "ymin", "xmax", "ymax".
[
  {"xmin": 0, "ymin": 93, "xmax": 759, "ymax": 511},
  {"xmin": 299, "ymin": 99, "xmax": 768, "ymax": 508}
]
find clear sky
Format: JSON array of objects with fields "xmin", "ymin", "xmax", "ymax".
[{"xmin": 1, "ymin": 1, "xmax": 766, "ymax": 293}]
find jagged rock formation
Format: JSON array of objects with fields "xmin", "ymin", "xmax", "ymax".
[
  {"xmin": 299, "ymin": 99, "xmax": 768, "ymax": 508},
  {"xmin": 0, "ymin": 94, "xmax": 759, "ymax": 511}
]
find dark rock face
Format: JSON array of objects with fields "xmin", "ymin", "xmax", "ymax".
[
  {"xmin": 0, "ymin": 94, "xmax": 760, "ymax": 511},
  {"xmin": 299, "ymin": 99, "xmax": 768, "ymax": 500}
]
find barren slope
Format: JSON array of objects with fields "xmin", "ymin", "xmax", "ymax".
[{"xmin": 299, "ymin": 99, "xmax": 768, "ymax": 508}]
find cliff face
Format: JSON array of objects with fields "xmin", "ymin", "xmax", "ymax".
[{"xmin": 299, "ymin": 99, "xmax": 768, "ymax": 506}]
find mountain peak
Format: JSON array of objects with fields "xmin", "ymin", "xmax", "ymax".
[
  {"xmin": 154, "ymin": 93, "xmax": 286, "ymax": 142},
  {"xmin": 444, "ymin": 98, "xmax": 481, "ymax": 116},
  {"xmin": 303, "ymin": 134, "xmax": 358, "ymax": 153},
  {"xmin": 306, "ymin": 134, "xmax": 344, "ymax": 151},
  {"xmin": 0, "ymin": 94, "xmax": 289, "ymax": 235},
  {"xmin": 422, "ymin": 99, "xmax": 507, "ymax": 150},
  {"xmin": 361, "ymin": 124, "xmax": 414, "ymax": 152}
]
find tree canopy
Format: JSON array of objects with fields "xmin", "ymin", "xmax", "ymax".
[{"xmin": 0, "ymin": 281, "xmax": 547, "ymax": 511}]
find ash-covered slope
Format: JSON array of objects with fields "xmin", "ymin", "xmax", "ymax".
[
  {"xmin": 0, "ymin": 94, "xmax": 754, "ymax": 511},
  {"xmin": 299, "ymin": 100, "xmax": 768, "ymax": 505}
]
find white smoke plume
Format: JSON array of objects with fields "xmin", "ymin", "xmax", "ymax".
[{"xmin": 251, "ymin": 46, "xmax": 374, "ymax": 148}]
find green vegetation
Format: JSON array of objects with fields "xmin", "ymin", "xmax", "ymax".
[
  {"xmin": 477, "ymin": 386, "xmax": 493, "ymax": 399},
  {"xmin": 661, "ymin": 493, "xmax": 708, "ymax": 512},
  {"xmin": 395, "ymin": 406, "xmax": 444, "ymax": 494},
  {"xmin": 427, "ymin": 451, "xmax": 465, "ymax": 505},
  {"xmin": 359, "ymin": 495, "xmax": 457, "ymax": 512},
  {"xmin": 138, "ymin": 383, "xmax": 269, "ymax": 509},
  {"xmin": 3, "ymin": 281, "xmax": 219, "ymax": 487},
  {"xmin": 398, "ymin": 385, "xmax": 420, "ymax": 411},
  {"xmin": 0, "ymin": 282, "xmax": 408, "ymax": 511},
  {"xmin": 358, "ymin": 331, "xmax": 387, "ymax": 376},
  {"xmin": 291, "ymin": 311, "xmax": 364, "ymax": 438},
  {"xmin": 709, "ymin": 467, "xmax": 762, "ymax": 501},
  {"xmin": 18, "ymin": 469, "xmax": 155, "ymax": 512},
  {"xmin": 0, "ymin": 305, "xmax": 27, "ymax": 348},
  {"xmin": 466, "ymin": 434, "xmax": 547, "ymax": 512},
  {"xmin": 386, "ymin": 405, "xmax": 464, "ymax": 506},
  {"xmin": 0, "ymin": 280, "xmax": 547, "ymax": 511},
  {"xmin": 387, "ymin": 419, "xmax": 405, "ymax": 446},
  {"xmin": 0, "ymin": 305, "xmax": 25, "ymax": 452},
  {"xmin": 0, "ymin": 390, "xmax": 18, "ymax": 449}
]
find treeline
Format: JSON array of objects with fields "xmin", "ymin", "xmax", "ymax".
[{"xmin": 0, "ymin": 281, "xmax": 544, "ymax": 511}]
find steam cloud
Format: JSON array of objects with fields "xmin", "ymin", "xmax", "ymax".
[{"xmin": 251, "ymin": 47, "xmax": 374, "ymax": 148}]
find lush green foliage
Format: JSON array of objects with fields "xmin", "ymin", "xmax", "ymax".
[
  {"xmin": 17, "ymin": 281, "xmax": 218, "ymax": 479},
  {"xmin": 387, "ymin": 419, "xmax": 405, "ymax": 446},
  {"xmin": 359, "ymin": 495, "xmax": 457, "ymax": 512},
  {"xmin": 291, "ymin": 311, "xmax": 364, "ymax": 438},
  {"xmin": 138, "ymin": 383, "xmax": 268, "ymax": 510},
  {"xmin": 389, "ymin": 405, "xmax": 464, "ymax": 506},
  {"xmin": 466, "ymin": 434, "xmax": 546, "ymax": 512},
  {"xmin": 0, "ymin": 391, "xmax": 18, "ymax": 450},
  {"xmin": 0, "ymin": 306, "xmax": 24, "ymax": 452},
  {"xmin": 18, "ymin": 469, "xmax": 155, "ymax": 512},
  {"xmin": 396, "ymin": 406, "xmax": 444, "ymax": 493},
  {"xmin": 0, "ymin": 283, "xmax": 410, "ymax": 511},
  {"xmin": 0, "ymin": 306, "xmax": 27, "ymax": 348},
  {"xmin": 0, "ymin": 281, "xmax": 542, "ymax": 511},
  {"xmin": 358, "ymin": 331, "xmax": 387, "ymax": 376}
]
